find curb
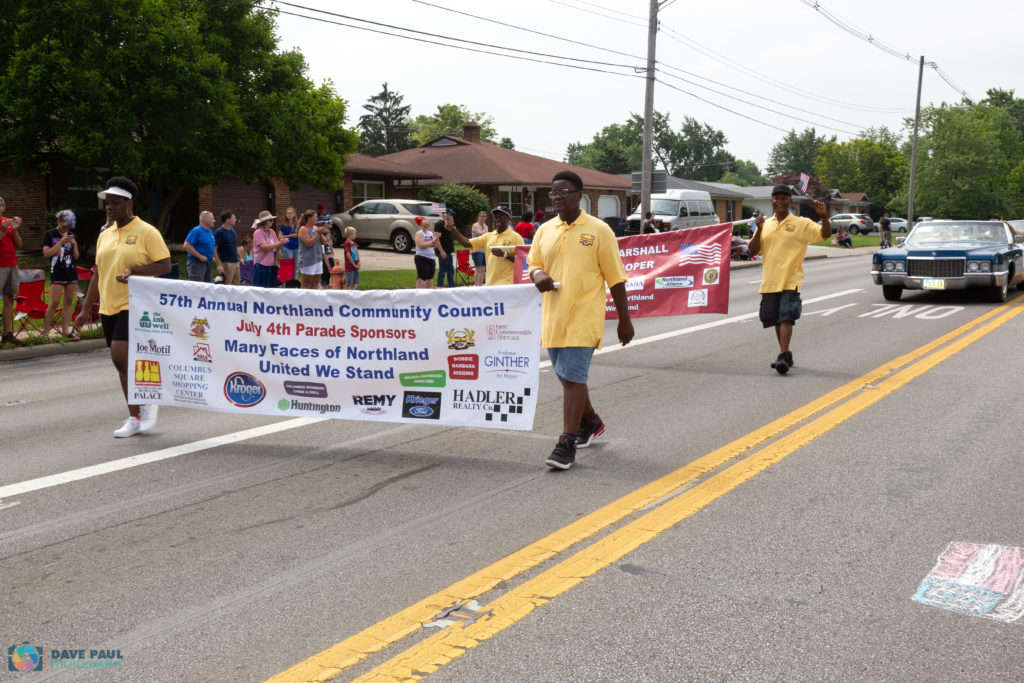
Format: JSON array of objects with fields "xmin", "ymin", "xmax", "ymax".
[{"xmin": 0, "ymin": 338, "xmax": 106, "ymax": 362}]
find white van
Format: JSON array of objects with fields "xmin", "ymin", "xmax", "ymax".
[{"xmin": 625, "ymin": 189, "xmax": 719, "ymax": 234}]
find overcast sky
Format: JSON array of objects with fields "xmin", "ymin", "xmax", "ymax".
[{"xmin": 269, "ymin": 0, "xmax": 1023, "ymax": 174}]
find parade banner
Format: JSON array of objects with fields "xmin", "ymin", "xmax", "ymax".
[
  {"xmin": 127, "ymin": 279, "xmax": 542, "ymax": 430},
  {"xmin": 513, "ymin": 223, "xmax": 733, "ymax": 318}
]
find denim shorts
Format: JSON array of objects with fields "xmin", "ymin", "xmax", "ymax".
[
  {"xmin": 345, "ymin": 270, "xmax": 360, "ymax": 287},
  {"xmin": 759, "ymin": 290, "xmax": 802, "ymax": 328},
  {"xmin": 547, "ymin": 346, "xmax": 595, "ymax": 384},
  {"xmin": 471, "ymin": 251, "xmax": 486, "ymax": 267}
]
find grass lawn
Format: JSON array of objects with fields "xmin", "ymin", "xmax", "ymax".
[{"xmin": 811, "ymin": 234, "xmax": 883, "ymax": 248}]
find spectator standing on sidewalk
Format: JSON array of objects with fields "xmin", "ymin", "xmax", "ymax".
[
  {"xmin": 0, "ymin": 197, "xmax": 25, "ymax": 346},
  {"xmin": 414, "ymin": 218, "xmax": 443, "ymax": 289},
  {"xmin": 214, "ymin": 211, "xmax": 240, "ymax": 285},
  {"xmin": 435, "ymin": 209, "xmax": 456, "ymax": 288},
  {"xmin": 747, "ymin": 185, "xmax": 830, "ymax": 375},
  {"xmin": 879, "ymin": 212, "xmax": 892, "ymax": 248},
  {"xmin": 252, "ymin": 211, "xmax": 282, "ymax": 288},
  {"xmin": 278, "ymin": 206, "xmax": 299, "ymax": 261},
  {"xmin": 470, "ymin": 211, "xmax": 488, "ymax": 286},
  {"xmin": 41, "ymin": 209, "xmax": 80, "ymax": 340},
  {"xmin": 343, "ymin": 226, "xmax": 360, "ymax": 290},
  {"xmin": 515, "ymin": 211, "xmax": 537, "ymax": 244},
  {"xmin": 526, "ymin": 171, "xmax": 634, "ymax": 470},
  {"xmin": 75, "ymin": 176, "xmax": 171, "ymax": 437},
  {"xmin": 184, "ymin": 210, "xmax": 216, "ymax": 282},
  {"xmin": 297, "ymin": 209, "xmax": 325, "ymax": 289}
]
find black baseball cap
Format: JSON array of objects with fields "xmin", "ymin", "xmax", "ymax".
[{"xmin": 771, "ymin": 184, "xmax": 792, "ymax": 196}]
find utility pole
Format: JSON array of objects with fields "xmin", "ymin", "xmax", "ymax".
[
  {"xmin": 640, "ymin": 0, "xmax": 658, "ymax": 218},
  {"xmin": 907, "ymin": 55, "xmax": 924, "ymax": 225}
]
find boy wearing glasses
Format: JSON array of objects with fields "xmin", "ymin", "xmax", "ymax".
[{"xmin": 527, "ymin": 171, "xmax": 633, "ymax": 470}]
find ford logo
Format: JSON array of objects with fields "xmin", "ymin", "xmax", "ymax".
[
  {"xmin": 409, "ymin": 405, "xmax": 434, "ymax": 417},
  {"xmin": 224, "ymin": 372, "xmax": 266, "ymax": 407}
]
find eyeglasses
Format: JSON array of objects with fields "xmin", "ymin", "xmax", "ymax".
[{"xmin": 548, "ymin": 189, "xmax": 579, "ymax": 199}]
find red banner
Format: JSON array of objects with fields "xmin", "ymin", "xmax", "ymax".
[{"xmin": 513, "ymin": 223, "xmax": 733, "ymax": 319}]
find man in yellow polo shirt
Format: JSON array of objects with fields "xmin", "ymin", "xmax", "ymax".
[
  {"xmin": 445, "ymin": 204, "xmax": 524, "ymax": 285},
  {"xmin": 748, "ymin": 184, "xmax": 830, "ymax": 374},
  {"xmin": 527, "ymin": 170, "xmax": 633, "ymax": 470}
]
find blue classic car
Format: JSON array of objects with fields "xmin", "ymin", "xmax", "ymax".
[{"xmin": 871, "ymin": 220, "xmax": 1024, "ymax": 302}]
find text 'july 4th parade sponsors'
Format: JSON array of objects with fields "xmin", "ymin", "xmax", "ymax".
[{"xmin": 127, "ymin": 279, "xmax": 542, "ymax": 430}]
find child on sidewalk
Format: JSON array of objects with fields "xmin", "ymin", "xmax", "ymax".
[{"xmin": 343, "ymin": 226, "xmax": 360, "ymax": 290}]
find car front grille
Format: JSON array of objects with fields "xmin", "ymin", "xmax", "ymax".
[{"xmin": 908, "ymin": 258, "xmax": 965, "ymax": 278}]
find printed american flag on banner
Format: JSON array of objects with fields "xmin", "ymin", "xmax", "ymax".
[{"xmin": 679, "ymin": 242, "xmax": 722, "ymax": 266}]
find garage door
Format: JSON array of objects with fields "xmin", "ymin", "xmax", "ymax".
[
  {"xmin": 597, "ymin": 194, "xmax": 620, "ymax": 221},
  {"xmin": 212, "ymin": 179, "xmax": 273, "ymax": 235},
  {"xmin": 289, "ymin": 184, "xmax": 340, "ymax": 215}
]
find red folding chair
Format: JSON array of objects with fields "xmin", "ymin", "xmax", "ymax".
[
  {"xmin": 277, "ymin": 257, "xmax": 299, "ymax": 288},
  {"xmin": 12, "ymin": 269, "xmax": 48, "ymax": 336},
  {"xmin": 70, "ymin": 266, "xmax": 100, "ymax": 330},
  {"xmin": 455, "ymin": 249, "xmax": 475, "ymax": 286}
]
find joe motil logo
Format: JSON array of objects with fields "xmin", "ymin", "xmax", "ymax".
[{"xmin": 402, "ymin": 391, "xmax": 441, "ymax": 420}]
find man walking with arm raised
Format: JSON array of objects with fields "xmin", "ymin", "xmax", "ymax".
[{"xmin": 748, "ymin": 185, "xmax": 830, "ymax": 374}]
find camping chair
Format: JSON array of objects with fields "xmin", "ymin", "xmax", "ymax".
[
  {"xmin": 277, "ymin": 257, "xmax": 300, "ymax": 288},
  {"xmin": 239, "ymin": 260, "xmax": 255, "ymax": 286},
  {"xmin": 12, "ymin": 269, "xmax": 47, "ymax": 336},
  {"xmin": 455, "ymin": 249, "xmax": 475, "ymax": 286},
  {"xmin": 69, "ymin": 266, "xmax": 100, "ymax": 331}
]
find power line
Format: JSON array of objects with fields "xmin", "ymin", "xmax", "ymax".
[
  {"xmin": 406, "ymin": 0, "xmax": 645, "ymax": 62},
  {"xmin": 261, "ymin": 2, "xmax": 645, "ymax": 78},
  {"xmin": 658, "ymin": 25, "xmax": 909, "ymax": 114},
  {"xmin": 654, "ymin": 78, "xmax": 789, "ymax": 134},
  {"xmin": 545, "ymin": 0, "xmax": 648, "ymax": 28},
  {"xmin": 797, "ymin": 0, "xmax": 970, "ymax": 99}
]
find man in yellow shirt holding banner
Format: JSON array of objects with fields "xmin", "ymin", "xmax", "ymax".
[
  {"xmin": 527, "ymin": 171, "xmax": 634, "ymax": 470},
  {"xmin": 748, "ymin": 184, "xmax": 830, "ymax": 375},
  {"xmin": 445, "ymin": 204, "xmax": 524, "ymax": 285}
]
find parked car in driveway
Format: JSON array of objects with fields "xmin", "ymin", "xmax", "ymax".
[
  {"xmin": 830, "ymin": 213, "xmax": 875, "ymax": 234},
  {"xmin": 887, "ymin": 217, "xmax": 908, "ymax": 232},
  {"xmin": 871, "ymin": 220, "xmax": 1024, "ymax": 302},
  {"xmin": 331, "ymin": 199, "xmax": 441, "ymax": 253}
]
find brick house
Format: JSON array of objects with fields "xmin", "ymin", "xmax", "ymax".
[{"xmin": 380, "ymin": 123, "xmax": 631, "ymax": 225}]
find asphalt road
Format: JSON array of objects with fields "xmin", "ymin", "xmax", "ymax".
[{"xmin": 2, "ymin": 253, "xmax": 1022, "ymax": 681}]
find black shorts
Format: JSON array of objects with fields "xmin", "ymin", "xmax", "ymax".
[
  {"xmin": 101, "ymin": 310, "xmax": 131, "ymax": 346},
  {"xmin": 759, "ymin": 290, "xmax": 802, "ymax": 328},
  {"xmin": 414, "ymin": 255, "xmax": 436, "ymax": 280}
]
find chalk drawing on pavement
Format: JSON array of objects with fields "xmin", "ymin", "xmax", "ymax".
[{"xmin": 913, "ymin": 542, "xmax": 1024, "ymax": 622}]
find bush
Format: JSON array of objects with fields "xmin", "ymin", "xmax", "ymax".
[{"xmin": 417, "ymin": 183, "xmax": 490, "ymax": 232}]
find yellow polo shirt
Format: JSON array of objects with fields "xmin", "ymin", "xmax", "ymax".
[
  {"xmin": 758, "ymin": 213, "xmax": 823, "ymax": 294},
  {"xmin": 95, "ymin": 217, "xmax": 171, "ymax": 315},
  {"xmin": 526, "ymin": 210, "xmax": 627, "ymax": 349},
  {"xmin": 468, "ymin": 229, "xmax": 524, "ymax": 285}
]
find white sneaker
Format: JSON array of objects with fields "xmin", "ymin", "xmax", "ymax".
[
  {"xmin": 139, "ymin": 405, "xmax": 159, "ymax": 434},
  {"xmin": 114, "ymin": 416, "xmax": 142, "ymax": 438}
]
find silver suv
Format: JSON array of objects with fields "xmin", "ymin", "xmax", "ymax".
[
  {"xmin": 830, "ymin": 213, "xmax": 875, "ymax": 235},
  {"xmin": 331, "ymin": 199, "xmax": 441, "ymax": 253}
]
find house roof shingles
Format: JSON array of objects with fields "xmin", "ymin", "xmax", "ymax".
[
  {"xmin": 380, "ymin": 136, "xmax": 630, "ymax": 189},
  {"xmin": 343, "ymin": 152, "xmax": 441, "ymax": 180}
]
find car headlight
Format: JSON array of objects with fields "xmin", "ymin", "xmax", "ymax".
[
  {"xmin": 883, "ymin": 261, "xmax": 895, "ymax": 272},
  {"xmin": 967, "ymin": 261, "xmax": 991, "ymax": 273},
  {"xmin": 894, "ymin": 261, "xmax": 905, "ymax": 272}
]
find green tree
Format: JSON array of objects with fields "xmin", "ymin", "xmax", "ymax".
[
  {"xmin": 499, "ymin": 137, "xmax": 515, "ymax": 150},
  {"xmin": 417, "ymin": 183, "xmax": 490, "ymax": 232},
  {"xmin": 0, "ymin": 0, "xmax": 357, "ymax": 234},
  {"xmin": 411, "ymin": 104, "xmax": 500, "ymax": 145},
  {"xmin": 766, "ymin": 128, "xmax": 835, "ymax": 176},
  {"xmin": 721, "ymin": 159, "xmax": 762, "ymax": 186},
  {"xmin": 357, "ymin": 82, "xmax": 414, "ymax": 156},
  {"xmin": 814, "ymin": 126, "xmax": 905, "ymax": 214},
  {"xmin": 908, "ymin": 104, "xmax": 1024, "ymax": 219}
]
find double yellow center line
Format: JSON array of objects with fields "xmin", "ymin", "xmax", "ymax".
[{"xmin": 268, "ymin": 295, "xmax": 1024, "ymax": 682}]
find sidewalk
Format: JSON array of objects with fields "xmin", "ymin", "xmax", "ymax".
[{"xmin": 0, "ymin": 245, "xmax": 876, "ymax": 361}]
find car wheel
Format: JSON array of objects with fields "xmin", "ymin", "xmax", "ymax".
[
  {"xmin": 990, "ymin": 278, "xmax": 1009, "ymax": 302},
  {"xmin": 330, "ymin": 225, "xmax": 343, "ymax": 248},
  {"xmin": 391, "ymin": 229, "xmax": 413, "ymax": 253},
  {"xmin": 882, "ymin": 285, "xmax": 903, "ymax": 301},
  {"xmin": 356, "ymin": 240, "xmax": 370, "ymax": 249}
]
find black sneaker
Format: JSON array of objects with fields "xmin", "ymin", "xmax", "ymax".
[
  {"xmin": 575, "ymin": 413, "xmax": 605, "ymax": 448},
  {"xmin": 783, "ymin": 350, "xmax": 794, "ymax": 367},
  {"xmin": 545, "ymin": 434, "xmax": 577, "ymax": 470},
  {"xmin": 771, "ymin": 352, "xmax": 789, "ymax": 374}
]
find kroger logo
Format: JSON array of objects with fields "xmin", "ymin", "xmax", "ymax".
[{"xmin": 224, "ymin": 372, "xmax": 266, "ymax": 407}]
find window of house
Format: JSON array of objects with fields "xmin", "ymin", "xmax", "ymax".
[
  {"xmin": 352, "ymin": 181, "xmax": 385, "ymax": 205},
  {"xmin": 498, "ymin": 186, "xmax": 523, "ymax": 216}
]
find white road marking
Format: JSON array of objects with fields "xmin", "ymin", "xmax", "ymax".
[{"xmin": 3, "ymin": 289, "xmax": 865, "ymax": 499}]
